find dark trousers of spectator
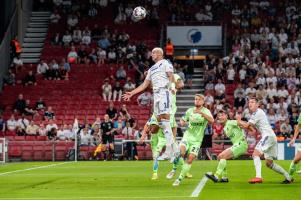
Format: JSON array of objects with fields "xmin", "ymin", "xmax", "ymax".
[{"xmin": 125, "ymin": 142, "xmax": 137, "ymax": 160}]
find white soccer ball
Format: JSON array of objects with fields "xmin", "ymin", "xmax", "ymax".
[{"xmin": 132, "ymin": 6, "xmax": 147, "ymax": 21}]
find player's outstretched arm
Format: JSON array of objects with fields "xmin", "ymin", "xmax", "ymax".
[
  {"xmin": 138, "ymin": 124, "xmax": 151, "ymax": 144},
  {"xmin": 122, "ymin": 79, "xmax": 151, "ymax": 101},
  {"xmin": 289, "ymin": 124, "xmax": 301, "ymax": 147},
  {"xmin": 236, "ymin": 113, "xmax": 251, "ymax": 130}
]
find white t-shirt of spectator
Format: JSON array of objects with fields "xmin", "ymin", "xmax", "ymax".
[
  {"xmin": 239, "ymin": 68, "xmax": 246, "ymax": 80},
  {"xmin": 277, "ymin": 89, "xmax": 289, "ymax": 98},
  {"xmin": 214, "ymin": 83, "xmax": 226, "ymax": 94},
  {"xmin": 17, "ymin": 118, "xmax": 29, "ymax": 130},
  {"xmin": 227, "ymin": 68, "xmax": 235, "ymax": 81},
  {"xmin": 7, "ymin": 119, "xmax": 17, "ymax": 131},
  {"xmin": 13, "ymin": 57, "xmax": 23, "ymax": 66},
  {"xmin": 256, "ymin": 77, "xmax": 266, "ymax": 86},
  {"xmin": 266, "ymin": 88, "xmax": 278, "ymax": 98},
  {"xmin": 46, "ymin": 123, "xmax": 58, "ymax": 132}
]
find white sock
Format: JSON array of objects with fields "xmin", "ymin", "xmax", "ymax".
[
  {"xmin": 160, "ymin": 120, "xmax": 174, "ymax": 157},
  {"xmin": 271, "ymin": 163, "xmax": 291, "ymax": 180},
  {"xmin": 253, "ymin": 156, "xmax": 262, "ymax": 178}
]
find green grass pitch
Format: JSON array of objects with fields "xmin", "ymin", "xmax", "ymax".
[{"xmin": 0, "ymin": 160, "xmax": 300, "ymax": 200}]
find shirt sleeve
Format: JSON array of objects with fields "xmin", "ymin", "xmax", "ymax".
[
  {"xmin": 165, "ymin": 61, "xmax": 173, "ymax": 73},
  {"xmin": 227, "ymin": 120, "xmax": 238, "ymax": 127},
  {"xmin": 182, "ymin": 108, "xmax": 191, "ymax": 122}
]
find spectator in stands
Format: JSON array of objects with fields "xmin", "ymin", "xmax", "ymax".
[
  {"xmin": 66, "ymin": 124, "xmax": 75, "ymax": 140},
  {"xmin": 12, "ymin": 55, "xmax": 23, "ymax": 72},
  {"xmin": 137, "ymin": 91, "xmax": 152, "ymax": 106},
  {"xmin": 113, "ymin": 115, "xmax": 125, "ymax": 135},
  {"xmin": 35, "ymin": 97, "xmax": 46, "ymax": 113},
  {"xmin": 16, "ymin": 114, "xmax": 29, "ymax": 136},
  {"xmin": 3, "ymin": 69, "xmax": 16, "ymax": 86},
  {"xmin": 212, "ymin": 122, "xmax": 224, "ymax": 140},
  {"xmin": 123, "ymin": 77, "xmax": 135, "ymax": 92},
  {"xmin": 67, "ymin": 14, "xmax": 78, "ymax": 28},
  {"xmin": 92, "ymin": 117, "xmax": 102, "ymax": 129},
  {"xmin": 102, "ymin": 79, "xmax": 112, "ymax": 101},
  {"xmin": 234, "ymin": 92, "xmax": 246, "ymax": 109},
  {"xmin": 38, "ymin": 123, "xmax": 47, "ymax": 136},
  {"xmin": 26, "ymin": 120, "xmax": 39, "ymax": 135},
  {"xmin": 67, "ymin": 46, "xmax": 78, "ymax": 64},
  {"xmin": 57, "ymin": 65, "xmax": 68, "ymax": 80},
  {"xmin": 98, "ymin": 36, "xmax": 111, "ymax": 50},
  {"xmin": 122, "ymin": 121, "xmax": 133, "ymax": 139},
  {"xmin": 6, "ymin": 114, "xmax": 17, "ymax": 132},
  {"xmin": 37, "ymin": 60, "xmax": 49, "ymax": 77},
  {"xmin": 227, "ymin": 64, "xmax": 235, "ymax": 84},
  {"xmin": 112, "ymin": 81, "xmax": 123, "ymax": 102},
  {"xmin": 60, "ymin": 58, "xmax": 71, "ymax": 72},
  {"xmin": 97, "ymin": 47, "xmax": 106, "ymax": 65},
  {"xmin": 13, "ymin": 94, "xmax": 26, "ymax": 114},
  {"xmin": 50, "ymin": 9, "xmax": 61, "ymax": 23},
  {"xmin": 23, "ymin": 70, "xmax": 37, "ymax": 86},
  {"xmin": 77, "ymin": 45, "xmax": 88, "ymax": 64},
  {"xmin": 256, "ymin": 84, "xmax": 267, "ymax": 101},
  {"xmin": 72, "ymin": 27, "xmax": 82, "ymax": 44},
  {"xmin": 51, "ymin": 33, "xmax": 61, "ymax": 46},
  {"xmin": 108, "ymin": 48, "xmax": 117, "ymax": 63},
  {"xmin": 56, "ymin": 125, "xmax": 67, "ymax": 141},
  {"xmin": 234, "ymin": 83, "xmax": 245, "ymax": 98},
  {"xmin": 91, "ymin": 24, "xmax": 102, "ymax": 41},
  {"xmin": 101, "ymin": 114, "xmax": 115, "ymax": 160},
  {"xmin": 106, "ymin": 101, "xmax": 117, "ymax": 120},
  {"xmin": 279, "ymin": 119, "xmax": 293, "ymax": 140},
  {"xmin": 46, "ymin": 119, "xmax": 58, "ymax": 140},
  {"xmin": 116, "ymin": 66, "xmax": 126, "ymax": 80},
  {"xmin": 24, "ymin": 99, "xmax": 37, "ymax": 117},
  {"xmin": 44, "ymin": 106, "xmax": 55, "ymax": 120},
  {"xmin": 119, "ymin": 104, "xmax": 130, "ymax": 119},
  {"xmin": 62, "ymin": 30, "xmax": 73, "ymax": 47},
  {"xmin": 88, "ymin": 5, "xmax": 98, "ymax": 18}
]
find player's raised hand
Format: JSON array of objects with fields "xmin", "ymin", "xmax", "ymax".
[
  {"xmin": 179, "ymin": 119, "xmax": 186, "ymax": 127},
  {"xmin": 122, "ymin": 92, "xmax": 133, "ymax": 101},
  {"xmin": 289, "ymin": 139, "xmax": 295, "ymax": 147},
  {"xmin": 138, "ymin": 137, "xmax": 144, "ymax": 145}
]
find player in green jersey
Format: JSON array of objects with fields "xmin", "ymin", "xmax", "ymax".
[
  {"xmin": 170, "ymin": 94, "xmax": 214, "ymax": 186},
  {"xmin": 205, "ymin": 109, "xmax": 248, "ymax": 183},
  {"xmin": 288, "ymin": 113, "xmax": 301, "ymax": 178},
  {"xmin": 139, "ymin": 115, "xmax": 166, "ymax": 180}
]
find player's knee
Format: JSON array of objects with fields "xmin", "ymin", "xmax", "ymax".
[
  {"xmin": 217, "ymin": 154, "xmax": 223, "ymax": 161},
  {"xmin": 265, "ymin": 160, "xmax": 273, "ymax": 168}
]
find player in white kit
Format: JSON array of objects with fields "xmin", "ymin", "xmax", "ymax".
[
  {"xmin": 123, "ymin": 47, "xmax": 178, "ymax": 162},
  {"xmin": 236, "ymin": 97, "xmax": 293, "ymax": 184}
]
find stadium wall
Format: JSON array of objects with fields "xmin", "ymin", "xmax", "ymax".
[{"xmin": 277, "ymin": 141, "xmax": 301, "ymax": 160}]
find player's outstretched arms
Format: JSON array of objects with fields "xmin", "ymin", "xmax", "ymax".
[{"xmin": 138, "ymin": 124, "xmax": 151, "ymax": 144}]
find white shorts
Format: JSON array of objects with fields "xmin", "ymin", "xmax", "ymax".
[
  {"xmin": 153, "ymin": 88, "xmax": 171, "ymax": 116},
  {"xmin": 255, "ymin": 135, "xmax": 277, "ymax": 160}
]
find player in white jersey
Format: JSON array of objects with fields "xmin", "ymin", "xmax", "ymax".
[
  {"xmin": 237, "ymin": 97, "xmax": 293, "ymax": 184},
  {"xmin": 123, "ymin": 47, "xmax": 178, "ymax": 162}
]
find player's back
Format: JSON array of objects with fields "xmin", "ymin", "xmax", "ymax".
[
  {"xmin": 249, "ymin": 108, "xmax": 275, "ymax": 137},
  {"xmin": 147, "ymin": 59, "xmax": 173, "ymax": 90}
]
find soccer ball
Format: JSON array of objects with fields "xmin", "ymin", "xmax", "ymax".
[{"xmin": 132, "ymin": 6, "xmax": 147, "ymax": 21}]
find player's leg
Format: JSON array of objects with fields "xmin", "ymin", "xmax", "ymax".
[
  {"xmin": 263, "ymin": 138, "xmax": 292, "ymax": 183},
  {"xmin": 167, "ymin": 142, "xmax": 186, "ymax": 179},
  {"xmin": 173, "ymin": 143, "xmax": 199, "ymax": 186},
  {"xmin": 249, "ymin": 136, "xmax": 266, "ymax": 184},
  {"xmin": 158, "ymin": 118, "xmax": 176, "ymax": 161},
  {"xmin": 150, "ymin": 125, "xmax": 160, "ymax": 180},
  {"xmin": 206, "ymin": 148, "xmax": 233, "ymax": 183},
  {"xmin": 157, "ymin": 90, "xmax": 178, "ymax": 162},
  {"xmin": 289, "ymin": 149, "xmax": 301, "ymax": 176}
]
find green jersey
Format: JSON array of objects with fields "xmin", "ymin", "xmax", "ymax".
[
  {"xmin": 298, "ymin": 113, "xmax": 301, "ymax": 125},
  {"xmin": 147, "ymin": 115, "xmax": 165, "ymax": 139},
  {"xmin": 171, "ymin": 74, "xmax": 182, "ymax": 115},
  {"xmin": 223, "ymin": 120, "xmax": 245, "ymax": 144},
  {"xmin": 182, "ymin": 106, "xmax": 213, "ymax": 143}
]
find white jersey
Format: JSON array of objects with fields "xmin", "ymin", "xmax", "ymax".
[
  {"xmin": 146, "ymin": 59, "xmax": 173, "ymax": 90},
  {"xmin": 248, "ymin": 108, "xmax": 275, "ymax": 137}
]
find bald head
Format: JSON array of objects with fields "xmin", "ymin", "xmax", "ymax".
[{"xmin": 151, "ymin": 47, "xmax": 164, "ymax": 62}]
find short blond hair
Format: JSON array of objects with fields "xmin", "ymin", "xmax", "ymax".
[
  {"xmin": 195, "ymin": 94, "xmax": 205, "ymax": 99},
  {"xmin": 152, "ymin": 47, "xmax": 164, "ymax": 56}
]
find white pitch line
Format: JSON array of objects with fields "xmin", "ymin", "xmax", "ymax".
[
  {"xmin": 0, "ymin": 162, "xmax": 71, "ymax": 176},
  {"xmin": 190, "ymin": 176, "xmax": 208, "ymax": 198},
  {"xmin": 0, "ymin": 196, "xmax": 189, "ymax": 200}
]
